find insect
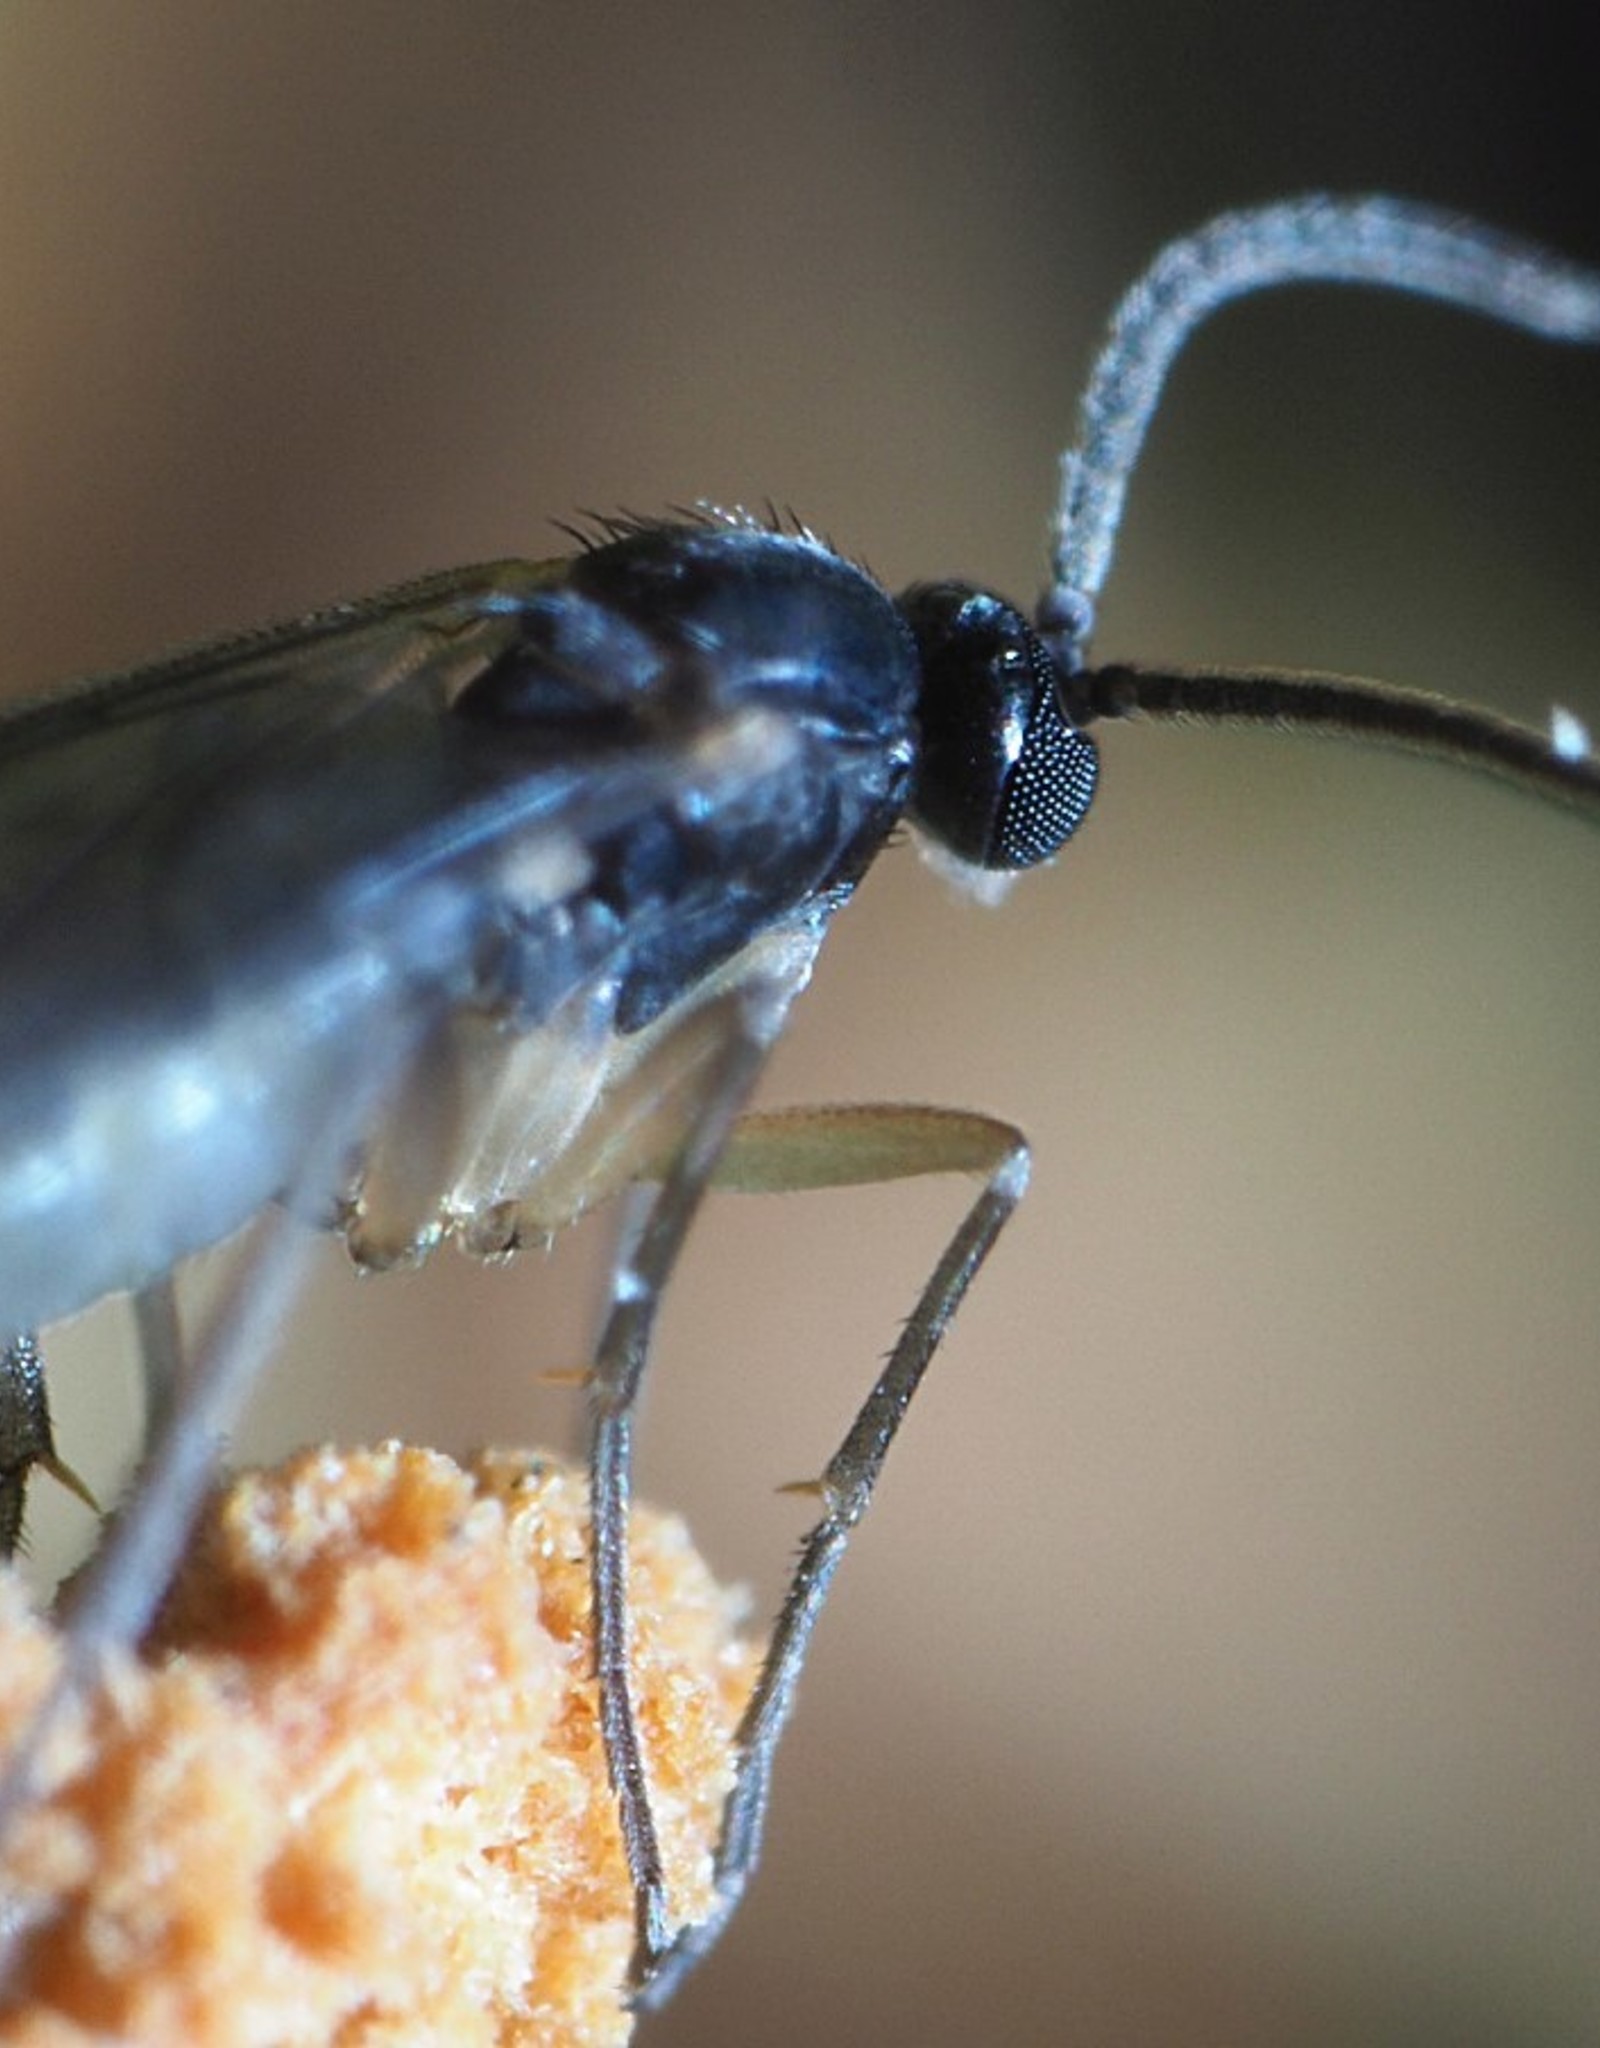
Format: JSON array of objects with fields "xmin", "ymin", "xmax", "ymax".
[{"xmin": 0, "ymin": 194, "xmax": 1598, "ymax": 2011}]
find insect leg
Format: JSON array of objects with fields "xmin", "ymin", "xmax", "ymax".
[
  {"xmin": 635, "ymin": 1103, "xmax": 1029, "ymax": 2006},
  {"xmin": 0, "ymin": 1337, "xmax": 55, "ymax": 1557},
  {"xmin": 0, "ymin": 1203, "xmax": 328, "ymax": 1984},
  {"xmin": 0, "ymin": 993, "xmax": 432, "ymax": 1985},
  {"xmin": 0, "ymin": 1286, "xmax": 182, "ymax": 1562},
  {"xmin": 0, "ymin": 1335, "xmax": 95, "ymax": 1557},
  {"xmin": 585, "ymin": 974, "xmax": 799, "ymax": 1981},
  {"xmin": 129, "ymin": 1277, "xmax": 186, "ymax": 1455}
]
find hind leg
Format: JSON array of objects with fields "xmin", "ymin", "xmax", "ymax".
[{"xmin": 0, "ymin": 1333, "xmax": 96, "ymax": 1556}]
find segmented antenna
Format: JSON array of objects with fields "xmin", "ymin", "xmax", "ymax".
[
  {"xmin": 1077, "ymin": 661, "xmax": 1600, "ymax": 819},
  {"xmin": 1045, "ymin": 195, "xmax": 1600, "ymax": 661}
]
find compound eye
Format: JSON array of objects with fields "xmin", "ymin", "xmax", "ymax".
[
  {"xmin": 899, "ymin": 582, "xmax": 1099, "ymax": 870},
  {"xmin": 992, "ymin": 648, "xmax": 1099, "ymax": 865}
]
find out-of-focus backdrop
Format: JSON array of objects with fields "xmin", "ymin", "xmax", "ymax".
[{"xmin": 3, "ymin": 5, "xmax": 1598, "ymax": 2041}]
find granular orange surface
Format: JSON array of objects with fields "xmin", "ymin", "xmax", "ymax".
[{"xmin": 0, "ymin": 1445, "xmax": 757, "ymax": 2046}]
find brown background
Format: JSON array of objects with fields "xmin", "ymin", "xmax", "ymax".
[{"xmin": 3, "ymin": 4, "xmax": 1599, "ymax": 2042}]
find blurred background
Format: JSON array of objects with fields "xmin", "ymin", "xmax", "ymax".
[{"xmin": 3, "ymin": 3, "xmax": 1599, "ymax": 2041}]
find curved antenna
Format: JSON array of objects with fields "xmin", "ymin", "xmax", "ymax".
[
  {"xmin": 1074, "ymin": 661, "xmax": 1600, "ymax": 822},
  {"xmin": 1044, "ymin": 196, "xmax": 1600, "ymax": 659}
]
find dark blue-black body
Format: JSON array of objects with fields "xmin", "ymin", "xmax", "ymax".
[
  {"xmin": 517, "ymin": 523, "xmax": 922, "ymax": 1032},
  {"xmin": 0, "ymin": 517, "xmax": 1093, "ymax": 1339}
]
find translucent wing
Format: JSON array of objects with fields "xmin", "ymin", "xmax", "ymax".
[
  {"xmin": 0, "ymin": 556, "xmax": 801, "ymax": 1329},
  {"xmin": 0, "ymin": 561, "xmax": 574, "ymax": 940}
]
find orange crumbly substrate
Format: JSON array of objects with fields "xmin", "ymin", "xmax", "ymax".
[{"xmin": 0, "ymin": 1445, "xmax": 759, "ymax": 2047}]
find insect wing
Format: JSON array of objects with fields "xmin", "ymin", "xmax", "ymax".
[
  {"xmin": 0, "ymin": 564, "xmax": 797, "ymax": 1332},
  {"xmin": 0, "ymin": 563, "xmax": 566, "ymax": 941}
]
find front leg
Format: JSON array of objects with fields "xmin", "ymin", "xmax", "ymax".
[
  {"xmin": 585, "ymin": 974, "xmax": 800, "ymax": 1980},
  {"xmin": 634, "ymin": 1101, "xmax": 1029, "ymax": 2007}
]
